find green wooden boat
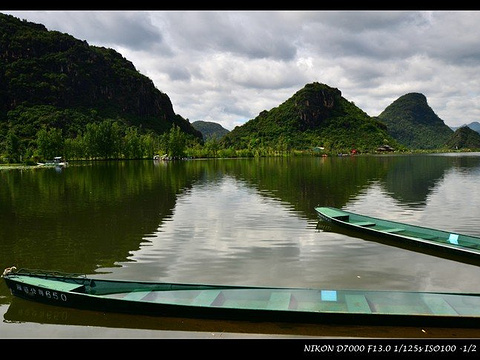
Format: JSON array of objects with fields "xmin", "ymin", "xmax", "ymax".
[
  {"xmin": 3, "ymin": 267, "xmax": 480, "ymax": 327},
  {"xmin": 315, "ymin": 207, "xmax": 480, "ymax": 261}
]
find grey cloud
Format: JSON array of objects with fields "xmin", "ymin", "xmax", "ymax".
[
  {"xmin": 160, "ymin": 12, "xmax": 297, "ymax": 61},
  {"xmin": 164, "ymin": 64, "xmax": 192, "ymax": 82},
  {"xmin": 8, "ymin": 11, "xmax": 171, "ymax": 54},
  {"xmin": 86, "ymin": 12, "xmax": 163, "ymax": 51},
  {"xmin": 298, "ymin": 13, "xmax": 422, "ymax": 60}
]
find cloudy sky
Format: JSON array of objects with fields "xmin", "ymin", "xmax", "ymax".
[{"xmin": 4, "ymin": 10, "xmax": 480, "ymax": 130}]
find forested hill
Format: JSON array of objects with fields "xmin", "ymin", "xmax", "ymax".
[
  {"xmin": 221, "ymin": 82, "xmax": 399, "ymax": 153},
  {"xmin": 0, "ymin": 13, "xmax": 201, "ymax": 143},
  {"xmin": 192, "ymin": 120, "xmax": 230, "ymax": 140},
  {"xmin": 446, "ymin": 126, "xmax": 480, "ymax": 150},
  {"xmin": 376, "ymin": 93, "xmax": 453, "ymax": 149}
]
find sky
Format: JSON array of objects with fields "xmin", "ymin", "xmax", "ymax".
[{"xmin": 3, "ymin": 10, "xmax": 480, "ymax": 130}]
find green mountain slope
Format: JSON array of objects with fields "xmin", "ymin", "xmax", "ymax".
[
  {"xmin": 446, "ymin": 126, "xmax": 480, "ymax": 150},
  {"xmin": 377, "ymin": 93, "xmax": 453, "ymax": 149},
  {"xmin": 0, "ymin": 13, "xmax": 201, "ymax": 144},
  {"xmin": 192, "ymin": 120, "xmax": 230, "ymax": 140},
  {"xmin": 222, "ymin": 82, "xmax": 398, "ymax": 153}
]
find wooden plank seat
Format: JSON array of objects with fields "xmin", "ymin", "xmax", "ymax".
[
  {"xmin": 123, "ymin": 291, "xmax": 152, "ymax": 301},
  {"xmin": 266, "ymin": 292, "xmax": 291, "ymax": 310},
  {"xmin": 350, "ymin": 221, "xmax": 376, "ymax": 227},
  {"xmin": 423, "ymin": 296, "xmax": 458, "ymax": 315},
  {"xmin": 345, "ymin": 294, "xmax": 372, "ymax": 313},
  {"xmin": 322, "ymin": 208, "xmax": 350, "ymax": 221},
  {"xmin": 191, "ymin": 290, "xmax": 222, "ymax": 306}
]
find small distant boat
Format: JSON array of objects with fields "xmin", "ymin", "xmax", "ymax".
[
  {"xmin": 315, "ymin": 207, "xmax": 480, "ymax": 260},
  {"xmin": 153, "ymin": 154, "xmax": 172, "ymax": 161},
  {"xmin": 37, "ymin": 156, "xmax": 68, "ymax": 167},
  {"xmin": 3, "ymin": 267, "xmax": 480, "ymax": 327}
]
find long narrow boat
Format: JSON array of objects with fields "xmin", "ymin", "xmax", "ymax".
[
  {"xmin": 315, "ymin": 207, "xmax": 480, "ymax": 261},
  {"xmin": 3, "ymin": 267, "xmax": 480, "ymax": 327}
]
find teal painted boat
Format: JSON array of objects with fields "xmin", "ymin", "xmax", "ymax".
[
  {"xmin": 315, "ymin": 207, "xmax": 480, "ymax": 261},
  {"xmin": 3, "ymin": 267, "xmax": 480, "ymax": 327}
]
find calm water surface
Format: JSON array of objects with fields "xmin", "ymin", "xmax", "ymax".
[{"xmin": 2, "ymin": 154, "xmax": 480, "ymax": 338}]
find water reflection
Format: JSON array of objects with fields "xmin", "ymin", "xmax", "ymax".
[
  {"xmin": 377, "ymin": 155, "xmax": 450, "ymax": 208},
  {"xmin": 3, "ymin": 154, "xmax": 480, "ymax": 335},
  {"xmin": 98, "ymin": 175, "xmax": 319, "ymax": 287},
  {"xmin": 0, "ymin": 155, "xmax": 479, "ymax": 289},
  {"xmin": 346, "ymin": 154, "xmax": 480, "ymax": 237},
  {"xmin": 0, "ymin": 161, "xmax": 189, "ymax": 274}
]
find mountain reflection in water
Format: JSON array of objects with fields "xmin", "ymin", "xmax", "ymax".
[{"xmin": 2, "ymin": 154, "xmax": 480, "ymax": 337}]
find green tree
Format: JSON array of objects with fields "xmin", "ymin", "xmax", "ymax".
[
  {"xmin": 5, "ymin": 129, "xmax": 22, "ymax": 163},
  {"xmin": 204, "ymin": 137, "xmax": 220, "ymax": 157},
  {"xmin": 84, "ymin": 120, "xmax": 122, "ymax": 159},
  {"xmin": 167, "ymin": 125, "xmax": 186, "ymax": 159},
  {"xmin": 124, "ymin": 127, "xmax": 144, "ymax": 159},
  {"xmin": 36, "ymin": 127, "xmax": 64, "ymax": 161},
  {"xmin": 141, "ymin": 132, "xmax": 157, "ymax": 159},
  {"xmin": 64, "ymin": 133, "xmax": 86, "ymax": 160}
]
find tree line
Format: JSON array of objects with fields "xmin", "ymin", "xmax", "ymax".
[
  {"xmin": 1, "ymin": 118, "xmax": 323, "ymax": 164},
  {"xmin": 1, "ymin": 120, "xmax": 192, "ymax": 163}
]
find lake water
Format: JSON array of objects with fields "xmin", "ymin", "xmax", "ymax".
[{"xmin": 2, "ymin": 153, "xmax": 480, "ymax": 339}]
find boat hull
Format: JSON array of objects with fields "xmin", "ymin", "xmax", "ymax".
[
  {"xmin": 315, "ymin": 207, "xmax": 480, "ymax": 262},
  {"xmin": 4, "ymin": 269, "xmax": 480, "ymax": 327}
]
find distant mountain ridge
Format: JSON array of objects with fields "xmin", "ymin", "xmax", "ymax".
[
  {"xmin": 192, "ymin": 120, "xmax": 230, "ymax": 140},
  {"xmin": 451, "ymin": 122, "xmax": 480, "ymax": 134}
]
